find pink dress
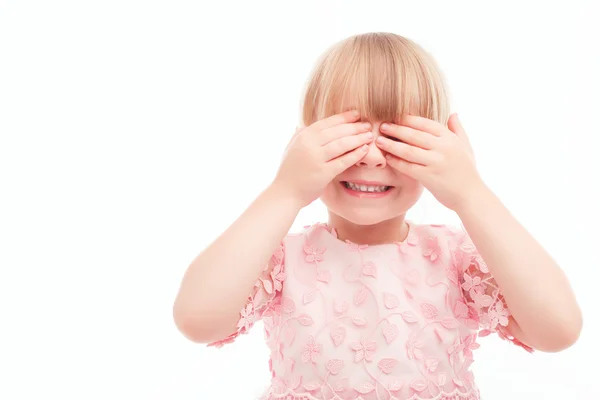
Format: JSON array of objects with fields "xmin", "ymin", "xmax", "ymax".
[{"xmin": 208, "ymin": 222, "xmax": 533, "ymax": 400}]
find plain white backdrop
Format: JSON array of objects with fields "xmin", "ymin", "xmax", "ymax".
[{"xmin": 1, "ymin": 1, "xmax": 599, "ymax": 399}]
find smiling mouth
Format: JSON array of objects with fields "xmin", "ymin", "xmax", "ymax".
[{"xmin": 342, "ymin": 181, "xmax": 393, "ymax": 193}]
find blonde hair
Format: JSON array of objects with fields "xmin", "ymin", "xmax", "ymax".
[{"xmin": 301, "ymin": 32, "xmax": 450, "ymax": 126}]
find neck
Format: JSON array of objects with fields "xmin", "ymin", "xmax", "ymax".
[{"xmin": 327, "ymin": 212, "xmax": 409, "ymax": 245}]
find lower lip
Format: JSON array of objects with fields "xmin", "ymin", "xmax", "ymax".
[{"xmin": 341, "ymin": 182, "xmax": 394, "ymax": 198}]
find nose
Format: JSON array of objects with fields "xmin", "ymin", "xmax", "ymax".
[{"xmin": 356, "ymin": 124, "xmax": 386, "ymax": 169}]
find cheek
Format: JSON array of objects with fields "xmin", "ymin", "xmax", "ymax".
[
  {"xmin": 319, "ymin": 180, "xmax": 349, "ymax": 208},
  {"xmin": 394, "ymin": 172, "xmax": 420, "ymax": 188},
  {"xmin": 322, "ymin": 180, "xmax": 341, "ymax": 198}
]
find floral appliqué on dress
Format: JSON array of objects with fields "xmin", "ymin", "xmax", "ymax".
[{"xmin": 208, "ymin": 222, "xmax": 532, "ymax": 400}]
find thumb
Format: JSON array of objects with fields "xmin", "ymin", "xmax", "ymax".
[
  {"xmin": 448, "ymin": 113, "xmax": 476, "ymax": 161},
  {"xmin": 284, "ymin": 125, "xmax": 302, "ymax": 152},
  {"xmin": 447, "ymin": 113, "xmax": 467, "ymax": 140}
]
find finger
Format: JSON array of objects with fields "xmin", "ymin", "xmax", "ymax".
[
  {"xmin": 385, "ymin": 154, "xmax": 426, "ymax": 180},
  {"xmin": 379, "ymin": 123, "xmax": 435, "ymax": 149},
  {"xmin": 310, "ymin": 109, "xmax": 361, "ymax": 132},
  {"xmin": 376, "ymin": 136, "xmax": 436, "ymax": 165},
  {"xmin": 284, "ymin": 125, "xmax": 303, "ymax": 152},
  {"xmin": 322, "ymin": 131, "xmax": 373, "ymax": 161},
  {"xmin": 398, "ymin": 114, "xmax": 446, "ymax": 137},
  {"xmin": 447, "ymin": 113, "xmax": 469, "ymax": 142},
  {"xmin": 447, "ymin": 113, "xmax": 475, "ymax": 159},
  {"xmin": 326, "ymin": 143, "xmax": 369, "ymax": 176},
  {"xmin": 319, "ymin": 121, "xmax": 372, "ymax": 145}
]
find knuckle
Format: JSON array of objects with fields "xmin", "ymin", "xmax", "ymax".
[{"xmin": 330, "ymin": 142, "xmax": 342, "ymax": 156}]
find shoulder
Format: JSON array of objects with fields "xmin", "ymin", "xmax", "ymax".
[
  {"xmin": 407, "ymin": 222, "xmax": 473, "ymax": 262},
  {"xmin": 278, "ymin": 222, "xmax": 331, "ymax": 252},
  {"xmin": 410, "ymin": 222, "xmax": 465, "ymax": 242}
]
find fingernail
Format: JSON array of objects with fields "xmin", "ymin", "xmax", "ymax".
[
  {"xmin": 380, "ymin": 123, "xmax": 388, "ymax": 130},
  {"xmin": 365, "ymin": 132, "xmax": 373, "ymax": 139},
  {"xmin": 361, "ymin": 144, "xmax": 368, "ymax": 151},
  {"xmin": 377, "ymin": 136, "xmax": 385, "ymax": 144}
]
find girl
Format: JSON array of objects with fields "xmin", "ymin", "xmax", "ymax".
[{"xmin": 173, "ymin": 32, "xmax": 582, "ymax": 400}]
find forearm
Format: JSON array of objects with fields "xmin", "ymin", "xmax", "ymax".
[
  {"xmin": 455, "ymin": 183, "xmax": 582, "ymax": 351},
  {"xmin": 173, "ymin": 183, "xmax": 303, "ymax": 342}
]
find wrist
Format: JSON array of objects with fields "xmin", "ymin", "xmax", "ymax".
[
  {"xmin": 453, "ymin": 179, "xmax": 495, "ymax": 217},
  {"xmin": 265, "ymin": 181, "xmax": 306, "ymax": 212}
]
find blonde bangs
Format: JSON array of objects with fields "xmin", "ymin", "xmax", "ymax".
[{"xmin": 302, "ymin": 33, "xmax": 450, "ymax": 127}]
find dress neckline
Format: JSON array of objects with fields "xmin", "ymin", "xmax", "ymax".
[{"xmin": 315, "ymin": 220, "xmax": 417, "ymax": 249}]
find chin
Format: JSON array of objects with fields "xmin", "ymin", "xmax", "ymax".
[
  {"xmin": 327, "ymin": 208, "xmax": 395, "ymax": 226},
  {"xmin": 320, "ymin": 182, "xmax": 424, "ymax": 226}
]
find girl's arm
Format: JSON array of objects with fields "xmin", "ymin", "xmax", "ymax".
[
  {"xmin": 455, "ymin": 183, "xmax": 582, "ymax": 352},
  {"xmin": 173, "ymin": 111, "xmax": 372, "ymax": 344},
  {"xmin": 172, "ymin": 183, "xmax": 302, "ymax": 344}
]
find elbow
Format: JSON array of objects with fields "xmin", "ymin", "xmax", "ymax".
[
  {"xmin": 535, "ymin": 312, "xmax": 583, "ymax": 353},
  {"xmin": 172, "ymin": 300, "xmax": 235, "ymax": 344},
  {"xmin": 172, "ymin": 306, "xmax": 210, "ymax": 343},
  {"xmin": 172, "ymin": 300, "xmax": 206, "ymax": 343},
  {"xmin": 556, "ymin": 313, "xmax": 583, "ymax": 352}
]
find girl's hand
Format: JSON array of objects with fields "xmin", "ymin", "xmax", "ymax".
[
  {"xmin": 273, "ymin": 110, "xmax": 373, "ymax": 207},
  {"xmin": 376, "ymin": 113, "xmax": 484, "ymax": 211}
]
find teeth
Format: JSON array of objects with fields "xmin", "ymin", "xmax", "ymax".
[{"xmin": 345, "ymin": 182, "xmax": 389, "ymax": 192}]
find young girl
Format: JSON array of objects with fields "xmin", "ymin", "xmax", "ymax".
[{"xmin": 173, "ymin": 32, "xmax": 582, "ymax": 400}]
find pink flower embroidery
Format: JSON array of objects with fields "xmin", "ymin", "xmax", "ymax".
[
  {"xmin": 407, "ymin": 230, "xmax": 419, "ymax": 246},
  {"xmin": 350, "ymin": 338, "xmax": 377, "ymax": 362},
  {"xmin": 273, "ymin": 341, "xmax": 284, "ymax": 361},
  {"xmin": 326, "ymin": 359, "xmax": 344, "ymax": 375},
  {"xmin": 488, "ymin": 301, "xmax": 510, "ymax": 329},
  {"xmin": 454, "ymin": 299, "xmax": 479, "ymax": 329},
  {"xmin": 270, "ymin": 263, "xmax": 286, "ymax": 292},
  {"xmin": 346, "ymin": 240, "xmax": 368, "ymax": 251},
  {"xmin": 396, "ymin": 242, "xmax": 410, "ymax": 254},
  {"xmin": 447, "ymin": 337, "xmax": 464, "ymax": 365},
  {"xmin": 271, "ymin": 245, "xmax": 284, "ymax": 266},
  {"xmin": 461, "ymin": 273, "xmax": 483, "ymax": 296},
  {"xmin": 303, "ymin": 244, "xmax": 325, "ymax": 263},
  {"xmin": 472, "ymin": 254, "xmax": 489, "ymax": 274},
  {"xmin": 446, "ymin": 263, "xmax": 460, "ymax": 286},
  {"xmin": 236, "ymin": 302, "xmax": 255, "ymax": 331},
  {"xmin": 301, "ymin": 336, "xmax": 321, "ymax": 364},
  {"xmin": 471, "ymin": 290, "xmax": 494, "ymax": 309},
  {"xmin": 206, "ymin": 331, "xmax": 239, "ymax": 348},
  {"xmin": 423, "ymin": 236, "xmax": 441, "ymax": 262},
  {"xmin": 406, "ymin": 333, "xmax": 425, "ymax": 360},
  {"xmin": 462, "ymin": 334, "xmax": 480, "ymax": 359},
  {"xmin": 396, "ymin": 233, "xmax": 417, "ymax": 254}
]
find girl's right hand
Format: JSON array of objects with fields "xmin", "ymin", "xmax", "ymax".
[{"xmin": 272, "ymin": 110, "xmax": 373, "ymax": 207}]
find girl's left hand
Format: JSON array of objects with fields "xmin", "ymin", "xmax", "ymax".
[{"xmin": 376, "ymin": 113, "xmax": 484, "ymax": 211}]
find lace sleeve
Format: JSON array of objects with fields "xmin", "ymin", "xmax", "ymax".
[
  {"xmin": 451, "ymin": 227, "xmax": 534, "ymax": 352},
  {"xmin": 207, "ymin": 240, "xmax": 286, "ymax": 348}
]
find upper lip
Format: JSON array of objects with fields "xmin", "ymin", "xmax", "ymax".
[{"xmin": 342, "ymin": 180, "xmax": 391, "ymax": 186}]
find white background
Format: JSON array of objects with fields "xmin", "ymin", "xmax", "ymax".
[{"xmin": 1, "ymin": 1, "xmax": 599, "ymax": 399}]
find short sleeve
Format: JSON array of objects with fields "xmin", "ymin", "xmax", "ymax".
[
  {"xmin": 207, "ymin": 240, "xmax": 286, "ymax": 348},
  {"xmin": 450, "ymin": 227, "xmax": 534, "ymax": 352}
]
